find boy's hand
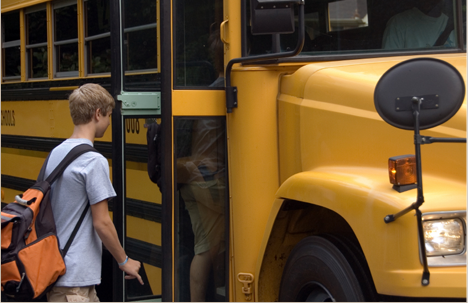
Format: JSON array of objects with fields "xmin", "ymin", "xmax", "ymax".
[{"xmin": 120, "ymin": 258, "xmax": 144, "ymax": 285}]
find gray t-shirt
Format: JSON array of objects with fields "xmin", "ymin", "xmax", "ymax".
[
  {"xmin": 382, "ymin": 7, "xmax": 455, "ymax": 49},
  {"xmin": 44, "ymin": 138, "xmax": 116, "ymax": 287}
]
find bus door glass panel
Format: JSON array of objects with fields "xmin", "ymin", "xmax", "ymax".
[
  {"xmin": 123, "ymin": 116, "xmax": 162, "ymax": 301},
  {"xmin": 173, "ymin": 0, "xmax": 227, "ymax": 300},
  {"xmin": 122, "ymin": 0, "xmax": 160, "ymax": 91},
  {"xmin": 174, "ymin": 117, "xmax": 227, "ymax": 302},
  {"xmin": 174, "ymin": 0, "xmax": 224, "ymax": 88}
]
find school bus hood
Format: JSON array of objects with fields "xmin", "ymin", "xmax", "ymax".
[{"xmin": 278, "ymin": 53, "xmax": 466, "ymax": 185}]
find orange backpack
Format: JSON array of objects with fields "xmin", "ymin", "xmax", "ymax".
[{"xmin": 1, "ymin": 144, "xmax": 96, "ymax": 301}]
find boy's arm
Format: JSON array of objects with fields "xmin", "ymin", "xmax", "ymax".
[{"xmin": 90, "ymin": 199, "xmax": 144, "ymax": 285}]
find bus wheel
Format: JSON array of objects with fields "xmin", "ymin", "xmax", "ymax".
[{"xmin": 279, "ymin": 236, "xmax": 365, "ymax": 302}]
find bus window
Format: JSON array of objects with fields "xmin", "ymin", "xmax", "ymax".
[
  {"xmin": 54, "ymin": 1, "xmax": 79, "ymax": 77},
  {"xmin": 85, "ymin": 0, "xmax": 111, "ymax": 75},
  {"xmin": 122, "ymin": 0, "xmax": 159, "ymax": 91},
  {"xmin": 26, "ymin": 6, "xmax": 48, "ymax": 79},
  {"xmin": 1, "ymin": 11, "xmax": 21, "ymax": 81},
  {"xmin": 174, "ymin": 0, "xmax": 224, "ymax": 88},
  {"xmin": 175, "ymin": 117, "xmax": 227, "ymax": 302},
  {"xmin": 246, "ymin": 0, "xmax": 462, "ymax": 56}
]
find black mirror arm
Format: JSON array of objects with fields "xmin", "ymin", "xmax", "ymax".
[
  {"xmin": 419, "ymin": 136, "xmax": 466, "ymax": 144},
  {"xmin": 384, "ymin": 97, "xmax": 430, "ymax": 286},
  {"xmin": 225, "ymin": 1, "xmax": 305, "ymax": 113}
]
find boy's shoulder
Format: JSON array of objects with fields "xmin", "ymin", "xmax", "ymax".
[{"xmin": 48, "ymin": 139, "xmax": 101, "ymax": 172}]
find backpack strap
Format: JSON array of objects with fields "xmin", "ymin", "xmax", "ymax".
[
  {"xmin": 41, "ymin": 143, "xmax": 99, "ymax": 257},
  {"xmin": 62, "ymin": 202, "xmax": 90, "ymax": 257},
  {"xmin": 37, "ymin": 153, "xmax": 51, "ymax": 182},
  {"xmin": 43, "ymin": 144, "xmax": 98, "ymax": 184}
]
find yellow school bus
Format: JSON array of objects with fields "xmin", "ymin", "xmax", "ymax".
[{"xmin": 1, "ymin": 0, "xmax": 466, "ymax": 301}]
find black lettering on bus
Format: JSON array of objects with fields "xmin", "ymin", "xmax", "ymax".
[{"xmin": 125, "ymin": 119, "xmax": 140, "ymax": 134}]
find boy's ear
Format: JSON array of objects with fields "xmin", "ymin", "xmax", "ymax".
[{"xmin": 95, "ymin": 108, "xmax": 102, "ymax": 119}]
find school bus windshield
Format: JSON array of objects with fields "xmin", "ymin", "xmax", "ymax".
[{"xmin": 246, "ymin": 0, "xmax": 466, "ymax": 56}]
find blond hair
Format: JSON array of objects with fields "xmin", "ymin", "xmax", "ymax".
[{"xmin": 69, "ymin": 83, "xmax": 115, "ymax": 125}]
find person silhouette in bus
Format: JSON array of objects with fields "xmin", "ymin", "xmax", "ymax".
[
  {"xmin": 208, "ymin": 24, "xmax": 225, "ymax": 88},
  {"xmin": 45, "ymin": 84, "xmax": 143, "ymax": 302},
  {"xmin": 382, "ymin": 0, "xmax": 455, "ymax": 49}
]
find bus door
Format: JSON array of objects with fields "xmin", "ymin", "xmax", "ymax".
[
  {"xmin": 109, "ymin": 0, "xmax": 163, "ymax": 301},
  {"xmin": 172, "ymin": 0, "xmax": 229, "ymax": 301}
]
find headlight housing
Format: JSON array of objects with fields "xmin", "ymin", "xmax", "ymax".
[
  {"xmin": 421, "ymin": 211, "xmax": 466, "ymax": 267},
  {"xmin": 423, "ymin": 219, "xmax": 464, "ymax": 256}
]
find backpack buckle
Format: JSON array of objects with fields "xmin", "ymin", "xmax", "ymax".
[{"xmin": 15, "ymin": 195, "xmax": 35, "ymax": 206}]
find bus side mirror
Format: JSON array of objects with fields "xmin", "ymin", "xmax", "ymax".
[
  {"xmin": 374, "ymin": 58, "xmax": 465, "ymax": 130},
  {"xmin": 250, "ymin": 0, "xmax": 299, "ymax": 35}
]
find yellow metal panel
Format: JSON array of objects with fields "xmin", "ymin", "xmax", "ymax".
[
  {"xmin": 278, "ymin": 54, "xmax": 466, "ymax": 184},
  {"xmin": 20, "ymin": 9, "xmax": 26, "ymax": 82},
  {"xmin": 277, "ymin": 94, "xmax": 302, "ymax": 184},
  {"xmin": 275, "ymin": 168, "xmax": 466, "ymax": 297},
  {"xmin": 49, "ymin": 86, "xmax": 79, "ymax": 91},
  {"xmin": 47, "ymin": 2, "xmax": 53, "ymax": 79},
  {"xmin": 2, "ymin": 0, "xmax": 51, "ymax": 13},
  {"xmin": 254, "ymin": 198, "xmax": 284, "ymax": 301},
  {"xmin": 125, "ymin": 161, "xmax": 161, "ymax": 204},
  {"xmin": 1, "ymin": 148, "xmax": 48, "ymax": 180},
  {"xmin": 143, "ymin": 265, "xmax": 162, "ymax": 295},
  {"xmin": 172, "ymin": 90, "xmax": 226, "ymax": 116},
  {"xmin": 1, "ymin": 188, "xmax": 24, "ymax": 205},
  {"xmin": 227, "ymin": 69, "xmax": 285, "ymax": 301},
  {"xmin": 1, "ymin": 100, "xmax": 112, "ymax": 142},
  {"xmin": 77, "ymin": 0, "xmax": 84, "ymax": 77},
  {"xmin": 1, "ymin": 100, "xmax": 74, "ymax": 137},
  {"xmin": 126, "ymin": 216, "xmax": 161, "ymax": 246},
  {"xmin": 124, "ymin": 118, "xmax": 149, "ymax": 145},
  {"xmin": 224, "ymin": 0, "xmax": 241, "ymax": 61}
]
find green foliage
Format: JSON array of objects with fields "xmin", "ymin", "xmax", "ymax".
[
  {"xmin": 59, "ymin": 50, "xmax": 78, "ymax": 72},
  {"xmin": 32, "ymin": 48, "xmax": 48, "ymax": 78},
  {"xmin": 91, "ymin": 49, "xmax": 112, "ymax": 73}
]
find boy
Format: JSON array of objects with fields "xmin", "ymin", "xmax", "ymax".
[{"xmin": 45, "ymin": 84, "xmax": 143, "ymax": 302}]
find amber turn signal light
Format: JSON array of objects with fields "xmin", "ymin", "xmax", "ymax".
[{"xmin": 388, "ymin": 155, "xmax": 417, "ymax": 192}]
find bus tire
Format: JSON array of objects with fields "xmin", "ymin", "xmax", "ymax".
[{"xmin": 279, "ymin": 236, "xmax": 365, "ymax": 302}]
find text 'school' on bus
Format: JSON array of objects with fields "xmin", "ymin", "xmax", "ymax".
[{"xmin": 1, "ymin": 0, "xmax": 466, "ymax": 301}]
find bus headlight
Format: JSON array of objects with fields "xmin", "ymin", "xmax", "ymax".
[{"xmin": 423, "ymin": 219, "xmax": 465, "ymax": 256}]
